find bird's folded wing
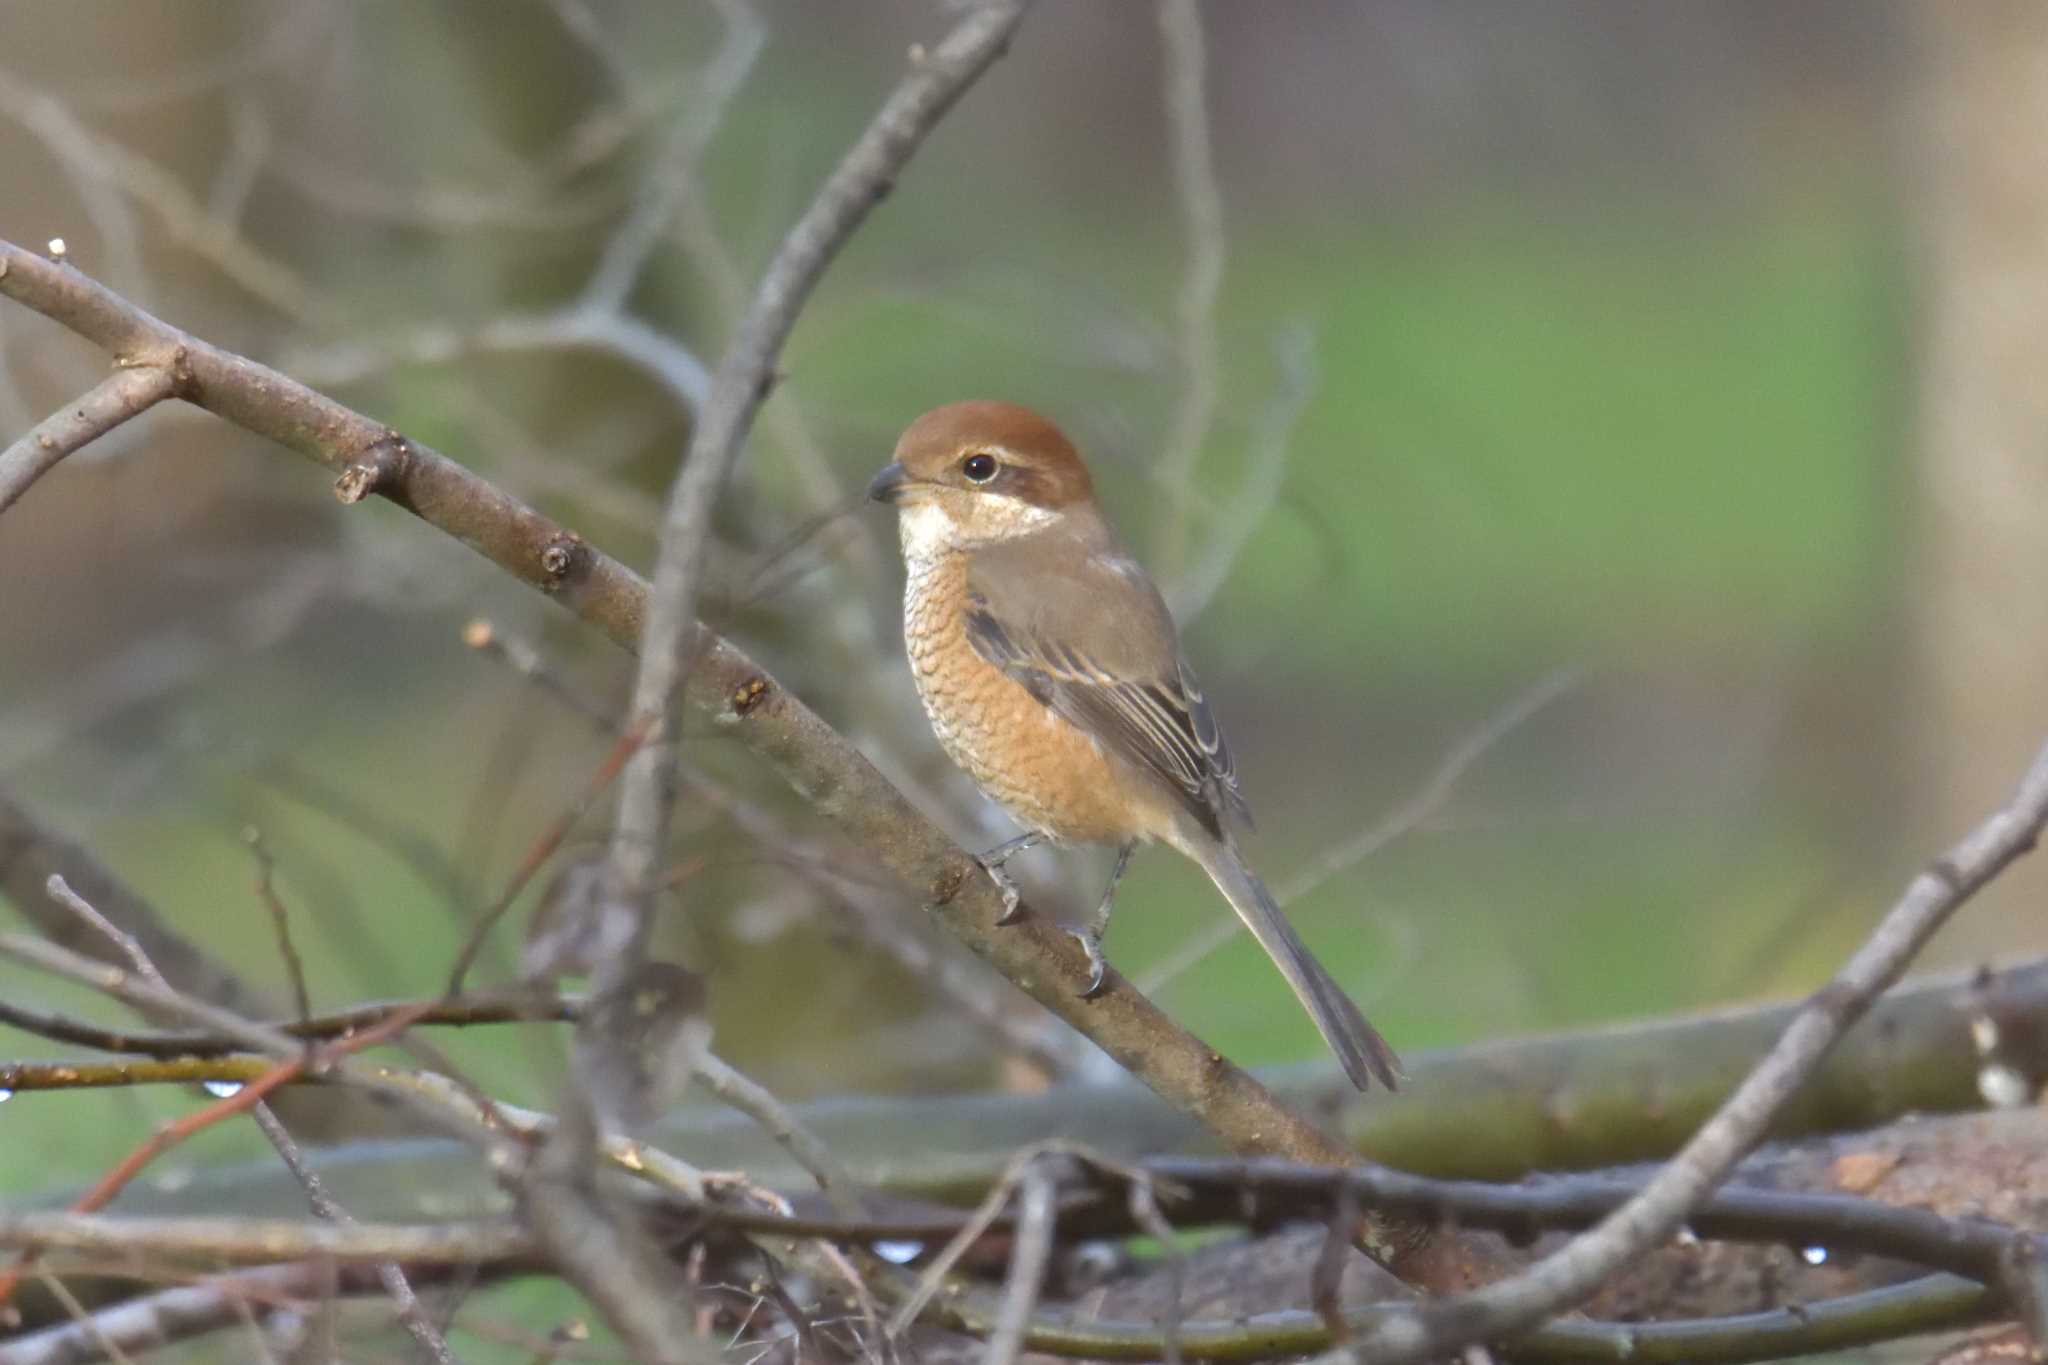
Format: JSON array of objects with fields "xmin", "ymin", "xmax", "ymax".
[{"xmin": 963, "ymin": 541, "xmax": 1249, "ymax": 836}]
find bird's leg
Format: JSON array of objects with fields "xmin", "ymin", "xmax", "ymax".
[
  {"xmin": 1066, "ymin": 839, "xmax": 1135, "ymax": 999},
  {"xmin": 976, "ymin": 831, "xmax": 1046, "ymax": 923}
]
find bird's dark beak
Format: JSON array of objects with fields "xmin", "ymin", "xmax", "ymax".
[{"xmin": 866, "ymin": 461, "xmax": 910, "ymax": 505}]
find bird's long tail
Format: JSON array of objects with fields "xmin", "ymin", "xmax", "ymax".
[{"xmin": 1189, "ymin": 837, "xmax": 1403, "ymax": 1091}]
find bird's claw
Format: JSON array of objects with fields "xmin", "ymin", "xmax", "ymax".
[
  {"xmin": 1065, "ymin": 925, "xmax": 1109, "ymax": 998},
  {"xmin": 978, "ymin": 856, "xmax": 1026, "ymax": 924}
]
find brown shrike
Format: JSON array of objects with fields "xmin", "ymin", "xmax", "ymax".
[{"xmin": 868, "ymin": 400, "xmax": 1401, "ymax": 1090}]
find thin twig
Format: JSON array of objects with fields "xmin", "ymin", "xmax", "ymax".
[
  {"xmin": 690, "ymin": 1051, "xmax": 862, "ymax": 1217},
  {"xmin": 0, "ymin": 931, "xmax": 500, "ymax": 1154},
  {"xmin": 0, "ymin": 992, "xmax": 441, "ymax": 1310},
  {"xmin": 1171, "ymin": 323, "xmax": 1316, "ymax": 621},
  {"xmin": 577, "ymin": 0, "xmax": 764, "ymax": 315},
  {"xmin": 603, "ymin": 0, "xmax": 1033, "ymax": 984},
  {"xmin": 888, "ymin": 1266, "xmax": 1990, "ymax": 1364},
  {"xmin": 250, "ymin": 1103, "xmax": 460, "ymax": 1365},
  {"xmin": 446, "ymin": 715, "xmax": 654, "ymax": 994},
  {"xmin": 0, "ymin": 785, "xmax": 272, "ymax": 1032},
  {"xmin": 1141, "ymin": 668, "xmax": 1578, "ymax": 995},
  {"xmin": 27, "ymin": 1270, "xmax": 135, "ymax": 1365},
  {"xmin": 0, "ymin": 228, "xmax": 1447, "ymax": 1266},
  {"xmin": 1152, "ymin": 0, "xmax": 1225, "ymax": 583},
  {"xmin": 0, "ymin": 1213, "xmax": 529, "ymax": 1266},
  {"xmin": 0, "ymin": 990, "xmax": 579, "ymax": 1059},
  {"xmin": 0, "ymin": 1259, "xmax": 517, "ymax": 1365},
  {"xmin": 0, "ymin": 363, "xmax": 177, "ymax": 514},
  {"xmin": 1126, "ymin": 1175, "xmax": 1184, "ymax": 1365},
  {"xmin": 0, "ymin": 71, "xmax": 327, "ymax": 323},
  {"xmin": 39, "ymin": 873, "xmax": 457, "ymax": 1360},
  {"xmin": 462, "ymin": 618, "xmax": 615, "ymax": 731},
  {"xmin": 42, "ymin": 874, "xmax": 171, "ymax": 989},
  {"xmin": 983, "ymin": 1162, "xmax": 1057, "ymax": 1365},
  {"xmin": 885, "ymin": 1153, "xmax": 1038, "ymax": 1338},
  {"xmin": 242, "ymin": 828, "xmax": 312, "ymax": 1030},
  {"xmin": 522, "ymin": 1095, "xmax": 709, "ymax": 1365},
  {"xmin": 1284, "ymin": 668, "xmax": 1583, "ymax": 904}
]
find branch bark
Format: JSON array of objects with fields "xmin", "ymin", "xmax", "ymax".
[
  {"xmin": 1335, "ymin": 738, "xmax": 2048, "ymax": 1364},
  {"xmin": 0, "ymin": 233, "xmax": 1424, "ymax": 1266},
  {"xmin": 604, "ymin": 0, "xmax": 1031, "ymax": 971},
  {"xmin": 40, "ymin": 957, "xmax": 2048, "ymax": 1221},
  {"xmin": 0, "ymin": 361, "xmax": 178, "ymax": 513}
]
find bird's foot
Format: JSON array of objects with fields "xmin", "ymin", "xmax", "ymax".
[
  {"xmin": 1063, "ymin": 923, "xmax": 1110, "ymax": 999},
  {"xmin": 975, "ymin": 832, "xmax": 1045, "ymax": 925},
  {"xmin": 980, "ymin": 858, "xmax": 1025, "ymax": 923}
]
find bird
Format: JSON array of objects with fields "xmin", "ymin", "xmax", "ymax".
[{"xmin": 868, "ymin": 400, "xmax": 1401, "ymax": 1091}]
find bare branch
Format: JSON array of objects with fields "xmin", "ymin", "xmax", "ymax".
[
  {"xmin": 606, "ymin": 0, "xmax": 1031, "ymax": 978},
  {"xmin": 0, "ymin": 930, "xmax": 500, "ymax": 1155},
  {"xmin": 522, "ymin": 1102, "xmax": 709, "ymax": 1365},
  {"xmin": 0, "ymin": 230, "xmax": 1446, "ymax": 1278},
  {"xmin": 690, "ymin": 1051, "xmax": 861, "ymax": 1216},
  {"xmin": 983, "ymin": 1162, "xmax": 1057, "ymax": 1365},
  {"xmin": 291, "ymin": 308, "xmax": 712, "ymax": 420},
  {"xmin": 248, "ymin": 1104, "xmax": 460, "ymax": 1365},
  {"xmin": 578, "ymin": 0, "xmax": 764, "ymax": 315},
  {"xmin": 241, "ymin": 831, "xmax": 312, "ymax": 1029},
  {"xmin": 0, "ymin": 364, "xmax": 176, "ymax": 514},
  {"xmin": 0, "ymin": 76, "xmax": 147, "ymax": 298},
  {"xmin": 0, "ymin": 788, "xmax": 262, "ymax": 1019},
  {"xmin": 895, "ymin": 1266, "xmax": 1989, "ymax": 1364},
  {"xmin": 1141, "ymin": 668, "xmax": 1578, "ymax": 996},
  {"xmin": 1171, "ymin": 323, "xmax": 1315, "ymax": 621},
  {"xmin": 0, "ymin": 1260, "xmax": 504, "ymax": 1365},
  {"xmin": 0, "ymin": 989, "xmax": 577, "ymax": 1060},
  {"xmin": 41, "ymin": 875, "xmax": 171, "ymax": 990},
  {"xmin": 0, "ymin": 72, "xmax": 327, "ymax": 324},
  {"xmin": 1153, "ymin": 0, "xmax": 1226, "ymax": 582},
  {"xmin": 1127, "ymin": 1176, "xmax": 1185, "ymax": 1365},
  {"xmin": 1336, "ymin": 736, "xmax": 2048, "ymax": 1364},
  {"xmin": 0, "ymin": 1212, "xmax": 528, "ymax": 1266}
]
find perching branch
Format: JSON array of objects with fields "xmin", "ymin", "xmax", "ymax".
[
  {"xmin": 0, "ymin": 223, "xmax": 1424, "ymax": 1271},
  {"xmin": 602, "ymin": 0, "xmax": 1032, "ymax": 976}
]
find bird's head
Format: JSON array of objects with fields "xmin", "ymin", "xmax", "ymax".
[{"xmin": 868, "ymin": 401, "xmax": 1097, "ymax": 554}]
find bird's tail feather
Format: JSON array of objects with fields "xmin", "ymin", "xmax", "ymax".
[{"xmin": 1191, "ymin": 839, "xmax": 1403, "ymax": 1092}]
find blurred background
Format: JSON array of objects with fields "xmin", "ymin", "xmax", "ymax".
[{"xmin": 0, "ymin": 0, "xmax": 2042, "ymax": 1208}]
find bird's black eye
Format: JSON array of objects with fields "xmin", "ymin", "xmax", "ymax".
[{"xmin": 960, "ymin": 452, "xmax": 999, "ymax": 484}]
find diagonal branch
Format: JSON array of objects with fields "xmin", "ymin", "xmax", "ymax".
[
  {"xmin": 1334, "ymin": 736, "xmax": 2048, "ymax": 1364},
  {"xmin": 0, "ymin": 228, "xmax": 1461, "ymax": 1284},
  {"xmin": 0, "ymin": 361, "xmax": 178, "ymax": 514},
  {"xmin": 604, "ymin": 0, "xmax": 1031, "ymax": 976}
]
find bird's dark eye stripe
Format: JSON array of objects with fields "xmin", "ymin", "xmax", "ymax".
[{"xmin": 961, "ymin": 452, "xmax": 999, "ymax": 482}]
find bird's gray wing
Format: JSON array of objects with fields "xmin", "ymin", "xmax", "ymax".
[{"xmin": 964, "ymin": 535, "xmax": 1249, "ymax": 837}]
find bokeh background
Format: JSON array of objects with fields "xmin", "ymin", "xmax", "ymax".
[{"xmin": 1, "ymin": 0, "xmax": 2042, "ymax": 1229}]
